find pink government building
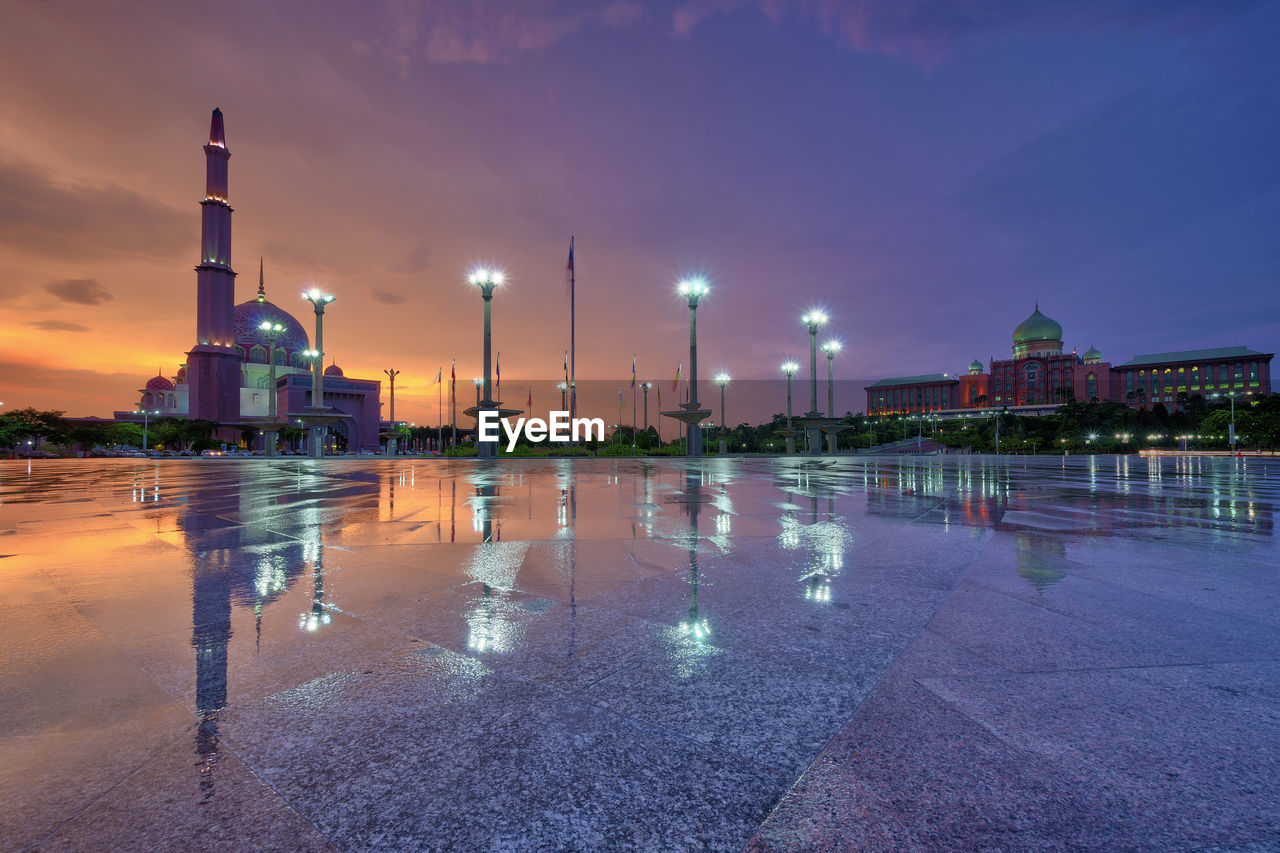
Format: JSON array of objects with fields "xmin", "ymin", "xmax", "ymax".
[
  {"xmin": 866, "ymin": 305, "xmax": 1273, "ymax": 416},
  {"xmin": 117, "ymin": 109, "xmax": 381, "ymax": 452}
]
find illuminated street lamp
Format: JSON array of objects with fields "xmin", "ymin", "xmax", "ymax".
[
  {"xmin": 473, "ymin": 377, "xmax": 483, "ymax": 406},
  {"xmin": 302, "ymin": 288, "xmax": 335, "ymax": 458},
  {"xmin": 663, "ymin": 277, "xmax": 712, "ymax": 456},
  {"xmin": 135, "ymin": 407, "xmax": 159, "ymax": 451},
  {"xmin": 558, "ymin": 381, "xmax": 568, "ymax": 412},
  {"xmin": 782, "ymin": 360, "xmax": 800, "ymax": 453},
  {"xmin": 801, "ymin": 310, "xmax": 828, "ymax": 416},
  {"xmin": 713, "ymin": 372, "xmax": 731, "ymax": 452},
  {"xmin": 468, "ymin": 268, "xmax": 505, "ymax": 457},
  {"xmin": 640, "ymin": 382, "xmax": 651, "ymax": 432},
  {"xmin": 821, "ymin": 339, "xmax": 842, "ymax": 417},
  {"xmin": 258, "ymin": 320, "xmax": 284, "ymax": 456},
  {"xmin": 302, "ymin": 289, "xmax": 335, "ymax": 408},
  {"xmin": 1209, "ymin": 391, "xmax": 1250, "ymax": 447},
  {"xmin": 384, "ymin": 368, "xmax": 401, "ymax": 455}
]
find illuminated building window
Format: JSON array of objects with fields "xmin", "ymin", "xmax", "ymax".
[
  {"xmin": 1250, "ymin": 362, "xmax": 1259, "ymax": 384},
  {"xmin": 1087, "ymin": 373, "xmax": 1097, "ymax": 399}
]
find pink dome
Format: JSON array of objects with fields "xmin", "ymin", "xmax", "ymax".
[
  {"xmin": 324, "ymin": 363, "xmax": 344, "ymax": 377},
  {"xmin": 146, "ymin": 374, "xmax": 175, "ymax": 391}
]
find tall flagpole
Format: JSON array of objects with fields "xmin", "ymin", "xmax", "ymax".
[
  {"xmin": 569, "ymin": 236, "xmax": 576, "ymax": 422},
  {"xmin": 437, "ymin": 367, "xmax": 442, "ymax": 452}
]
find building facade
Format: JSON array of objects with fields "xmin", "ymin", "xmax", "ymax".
[
  {"xmin": 866, "ymin": 305, "xmax": 1272, "ymax": 416},
  {"xmin": 117, "ymin": 109, "xmax": 381, "ymax": 452}
]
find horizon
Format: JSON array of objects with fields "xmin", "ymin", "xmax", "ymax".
[{"xmin": 2, "ymin": 1, "xmax": 1278, "ymax": 423}]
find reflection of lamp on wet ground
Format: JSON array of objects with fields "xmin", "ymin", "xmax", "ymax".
[
  {"xmin": 299, "ymin": 539, "xmax": 331, "ymax": 632},
  {"xmin": 675, "ymin": 468, "xmax": 712, "ymax": 665}
]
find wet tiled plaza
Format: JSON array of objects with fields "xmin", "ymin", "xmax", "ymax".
[{"xmin": 1, "ymin": 455, "xmax": 1278, "ymax": 851}]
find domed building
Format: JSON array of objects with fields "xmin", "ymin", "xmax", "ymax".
[
  {"xmin": 116, "ymin": 109, "xmax": 383, "ymax": 453},
  {"xmin": 1011, "ymin": 305, "xmax": 1064, "ymax": 359},
  {"xmin": 868, "ymin": 301, "xmax": 1273, "ymax": 416}
]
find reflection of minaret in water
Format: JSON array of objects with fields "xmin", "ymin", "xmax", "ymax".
[
  {"xmin": 186, "ymin": 107, "xmax": 242, "ymax": 424},
  {"xmin": 190, "ymin": 514, "xmax": 234, "ymax": 797}
]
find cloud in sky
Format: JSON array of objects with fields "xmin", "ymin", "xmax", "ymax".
[
  {"xmin": 0, "ymin": 158, "xmax": 188, "ymax": 262},
  {"xmin": 380, "ymin": 0, "xmax": 644, "ymax": 69},
  {"xmin": 27, "ymin": 319, "xmax": 91, "ymax": 332},
  {"xmin": 43, "ymin": 278, "xmax": 114, "ymax": 305},
  {"xmin": 371, "ymin": 288, "xmax": 406, "ymax": 304},
  {"xmin": 671, "ymin": 0, "xmax": 1262, "ymax": 59}
]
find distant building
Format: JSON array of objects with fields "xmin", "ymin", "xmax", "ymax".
[
  {"xmin": 117, "ymin": 109, "xmax": 381, "ymax": 451},
  {"xmin": 866, "ymin": 305, "xmax": 1273, "ymax": 415}
]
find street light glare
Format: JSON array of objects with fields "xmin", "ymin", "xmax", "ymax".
[
  {"xmin": 782, "ymin": 360, "xmax": 800, "ymax": 375},
  {"xmin": 714, "ymin": 372, "xmax": 731, "ymax": 385},
  {"xmin": 802, "ymin": 310, "xmax": 829, "ymax": 326},
  {"xmin": 822, "ymin": 339, "xmax": 842, "ymax": 353},
  {"xmin": 468, "ymin": 267, "xmax": 505, "ymax": 287},
  {"xmin": 677, "ymin": 277, "xmax": 709, "ymax": 297}
]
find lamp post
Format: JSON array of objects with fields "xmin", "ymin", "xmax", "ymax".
[
  {"xmin": 802, "ymin": 310, "xmax": 828, "ymax": 416},
  {"xmin": 468, "ymin": 268, "xmax": 504, "ymax": 458},
  {"xmin": 384, "ymin": 368, "xmax": 400, "ymax": 455},
  {"xmin": 558, "ymin": 381, "xmax": 568, "ymax": 412},
  {"xmin": 135, "ymin": 407, "xmax": 159, "ymax": 451},
  {"xmin": 782, "ymin": 360, "xmax": 799, "ymax": 454},
  {"xmin": 670, "ymin": 277, "xmax": 710, "ymax": 456},
  {"xmin": 302, "ymin": 288, "xmax": 335, "ymax": 458},
  {"xmin": 713, "ymin": 372, "xmax": 730, "ymax": 454},
  {"xmin": 259, "ymin": 321, "xmax": 284, "ymax": 456},
  {"xmin": 821, "ymin": 339, "xmax": 841, "ymax": 417},
  {"xmin": 641, "ymin": 382, "xmax": 651, "ymax": 432},
  {"xmin": 473, "ymin": 377, "xmax": 483, "ymax": 406}
]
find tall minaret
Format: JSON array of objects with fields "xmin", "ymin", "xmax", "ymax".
[{"xmin": 187, "ymin": 107, "xmax": 242, "ymax": 424}]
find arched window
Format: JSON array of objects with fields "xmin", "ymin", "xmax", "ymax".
[
  {"xmin": 167, "ymin": 394, "xmax": 175, "ymax": 408},
  {"xmin": 1163, "ymin": 369, "xmax": 1173, "ymax": 393},
  {"xmin": 249, "ymin": 345, "xmax": 268, "ymax": 364},
  {"xmin": 291, "ymin": 351, "xmax": 309, "ymax": 369},
  {"xmin": 275, "ymin": 348, "xmax": 289, "ymax": 366},
  {"xmin": 234, "ymin": 345, "xmax": 246, "ymax": 362},
  {"xmin": 1087, "ymin": 373, "xmax": 1097, "ymax": 400}
]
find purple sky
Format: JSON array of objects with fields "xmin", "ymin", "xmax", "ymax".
[{"xmin": 1, "ymin": 0, "xmax": 1277, "ymax": 423}]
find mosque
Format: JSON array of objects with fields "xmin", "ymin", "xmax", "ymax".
[
  {"xmin": 116, "ymin": 109, "xmax": 381, "ymax": 452},
  {"xmin": 866, "ymin": 304, "xmax": 1273, "ymax": 416}
]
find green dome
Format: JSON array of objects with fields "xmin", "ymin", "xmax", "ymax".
[
  {"xmin": 1013, "ymin": 305, "xmax": 1063, "ymax": 344},
  {"xmin": 969, "ymin": 359, "xmax": 983, "ymax": 372},
  {"xmin": 1083, "ymin": 345, "xmax": 1101, "ymax": 360}
]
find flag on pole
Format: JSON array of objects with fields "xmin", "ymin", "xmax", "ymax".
[
  {"xmin": 496, "ymin": 352, "xmax": 500, "ymax": 395},
  {"xmin": 656, "ymin": 385, "xmax": 661, "ymax": 407},
  {"xmin": 527, "ymin": 385, "xmax": 533, "ymax": 410},
  {"xmin": 671, "ymin": 362, "xmax": 682, "ymax": 392},
  {"xmin": 450, "ymin": 359, "xmax": 455, "ymax": 393},
  {"xmin": 631, "ymin": 354, "xmax": 636, "ymax": 388},
  {"xmin": 566, "ymin": 238, "xmax": 575, "ymax": 291},
  {"xmin": 619, "ymin": 387, "xmax": 624, "ymax": 411},
  {"xmin": 434, "ymin": 367, "xmax": 442, "ymax": 384}
]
